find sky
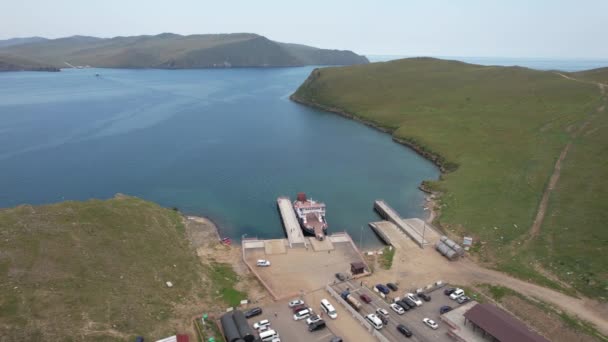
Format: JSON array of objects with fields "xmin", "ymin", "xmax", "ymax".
[{"xmin": 1, "ymin": 0, "xmax": 607, "ymax": 59}]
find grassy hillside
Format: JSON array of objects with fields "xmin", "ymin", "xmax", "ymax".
[
  {"xmin": 0, "ymin": 195, "xmax": 232, "ymax": 341},
  {"xmin": 572, "ymin": 67, "xmax": 608, "ymax": 84},
  {"xmin": 0, "ymin": 33, "xmax": 368, "ymax": 69},
  {"xmin": 292, "ymin": 57, "xmax": 607, "ymax": 298},
  {"xmin": 0, "ymin": 54, "xmax": 59, "ymax": 72}
]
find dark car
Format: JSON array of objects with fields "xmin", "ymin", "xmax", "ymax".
[
  {"xmin": 330, "ymin": 337, "xmax": 343, "ymax": 342},
  {"xmin": 292, "ymin": 304, "xmax": 306, "ymax": 313},
  {"xmin": 440, "ymin": 305, "xmax": 453, "ymax": 314},
  {"xmin": 308, "ymin": 320, "xmax": 326, "ymax": 332},
  {"xmin": 418, "ymin": 293, "xmax": 431, "ymax": 302},
  {"xmin": 444, "ymin": 287, "xmax": 456, "ymax": 296},
  {"xmin": 335, "ymin": 273, "xmax": 347, "ymax": 281},
  {"xmin": 375, "ymin": 284, "xmax": 390, "ymax": 294},
  {"xmin": 386, "ymin": 283, "xmax": 399, "ymax": 291},
  {"xmin": 245, "ymin": 307, "xmax": 263, "ymax": 318},
  {"xmin": 135, "ymin": 337, "xmax": 144, "ymax": 342},
  {"xmin": 396, "ymin": 300, "xmax": 410, "ymax": 311},
  {"xmin": 397, "ymin": 324, "xmax": 413, "ymax": 337},
  {"xmin": 360, "ymin": 294, "xmax": 372, "ymax": 303},
  {"xmin": 403, "ymin": 298, "xmax": 417, "ymax": 308}
]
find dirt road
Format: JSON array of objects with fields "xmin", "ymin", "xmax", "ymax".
[{"xmin": 368, "ymin": 241, "xmax": 608, "ymax": 336}]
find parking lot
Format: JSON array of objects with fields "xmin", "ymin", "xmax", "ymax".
[
  {"xmin": 330, "ymin": 280, "xmax": 459, "ymax": 342},
  {"xmin": 245, "ymin": 291, "xmax": 375, "ymax": 342},
  {"xmin": 245, "ymin": 239, "xmax": 366, "ymax": 299}
]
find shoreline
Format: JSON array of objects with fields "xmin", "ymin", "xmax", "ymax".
[{"xmin": 290, "ymin": 94, "xmax": 444, "ymax": 227}]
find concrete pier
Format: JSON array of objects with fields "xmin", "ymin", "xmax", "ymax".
[
  {"xmin": 277, "ymin": 197, "xmax": 307, "ymax": 248},
  {"xmin": 374, "ymin": 200, "xmax": 429, "ymax": 248}
]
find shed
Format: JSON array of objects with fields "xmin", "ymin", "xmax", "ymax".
[
  {"xmin": 220, "ymin": 312, "xmax": 241, "ymax": 342},
  {"xmin": 232, "ymin": 310, "xmax": 254, "ymax": 342},
  {"xmin": 176, "ymin": 335, "xmax": 189, "ymax": 342},
  {"xmin": 350, "ymin": 261, "xmax": 366, "ymax": 275},
  {"xmin": 464, "ymin": 303, "xmax": 550, "ymax": 342}
]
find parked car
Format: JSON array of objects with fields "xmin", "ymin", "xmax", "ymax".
[
  {"xmin": 360, "ymin": 294, "xmax": 372, "ymax": 303},
  {"xmin": 308, "ymin": 320, "xmax": 326, "ymax": 332},
  {"xmin": 375, "ymin": 284, "xmax": 390, "ymax": 294},
  {"xmin": 293, "ymin": 308, "xmax": 311, "ymax": 321},
  {"xmin": 403, "ymin": 298, "xmax": 417, "ymax": 308},
  {"xmin": 444, "ymin": 287, "xmax": 456, "ymax": 295},
  {"xmin": 390, "ymin": 303, "xmax": 405, "ymax": 315},
  {"xmin": 418, "ymin": 293, "xmax": 431, "ymax": 302},
  {"xmin": 379, "ymin": 314, "xmax": 389, "ymax": 325},
  {"xmin": 245, "ymin": 307, "xmax": 263, "ymax": 318},
  {"xmin": 386, "ymin": 283, "xmax": 399, "ymax": 291},
  {"xmin": 397, "ymin": 324, "xmax": 413, "ymax": 337},
  {"xmin": 253, "ymin": 319, "xmax": 271, "ymax": 330},
  {"xmin": 288, "ymin": 299, "xmax": 305, "ymax": 307},
  {"xmin": 405, "ymin": 293, "xmax": 423, "ymax": 306},
  {"xmin": 335, "ymin": 273, "xmax": 347, "ymax": 281},
  {"xmin": 423, "ymin": 318, "xmax": 439, "ymax": 330},
  {"xmin": 329, "ymin": 337, "xmax": 343, "ymax": 342},
  {"xmin": 135, "ymin": 337, "xmax": 144, "ymax": 342},
  {"xmin": 450, "ymin": 288, "xmax": 465, "ymax": 300},
  {"xmin": 440, "ymin": 305, "xmax": 453, "ymax": 314},
  {"xmin": 292, "ymin": 304, "xmax": 306, "ymax": 314},
  {"xmin": 376, "ymin": 308, "xmax": 389, "ymax": 317},
  {"xmin": 396, "ymin": 300, "xmax": 410, "ymax": 311},
  {"xmin": 365, "ymin": 314, "xmax": 383, "ymax": 330},
  {"xmin": 306, "ymin": 315, "xmax": 322, "ymax": 325},
  {"xmin": 457, "ymin": 296, "xmax": 471, "ymax": 304},
  {"xmin": 256, "ymin": 259, "xmax": 271, "ymax": 267}
]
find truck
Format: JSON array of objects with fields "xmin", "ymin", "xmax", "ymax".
[{"xmin": 340, "ymin": 290, "xmax": 362, "ymax": 311}]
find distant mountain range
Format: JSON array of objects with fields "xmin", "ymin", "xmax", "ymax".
[{"xmin": 0, "ymin": 33, "xmax": 369, "ymax": 71}]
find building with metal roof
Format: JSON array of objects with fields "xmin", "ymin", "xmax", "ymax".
[{"xmin": 463, "ymin": 303, "xmax": 550, "ymax": 342}]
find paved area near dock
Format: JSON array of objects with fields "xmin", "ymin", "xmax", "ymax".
[
  {"xmin": 245, "ymin": 240, "xmax": 365, "ymax": 299},
  {"xmin": 309, "ymin": 237, "xmax": 334, "ymax": 251}
]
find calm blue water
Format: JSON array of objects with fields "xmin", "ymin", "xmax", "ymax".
[
  {"xmin": 367, "ymin": 55, "xmax": 608, "ymax": 72},
  {"xmin": 0, "ymin": 67, "xmax": 439, "ymax": 247}
]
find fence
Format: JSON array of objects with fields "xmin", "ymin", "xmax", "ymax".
[{"xmin": 325, "ymin": 284, "xmax": 390, "ymax": 342}]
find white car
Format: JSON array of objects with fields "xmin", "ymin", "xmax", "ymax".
[
  {"xmin": 293, "ymin": 308, "xmax": 311, "ymax": 321},
  {"xmin": 423, "ymin": 318, "xmax": 439, "ymax": 330},
  {"xmin": 449, "ymin": 288, "xmax": 465, "ymax": 300},
  {"xmin": 365, "ymin": 314, "xmax": 383, "ymax": 330},
  {"xmin": 376, "ymin": 308, "xmax": 389, "ymax": 317},
  {"xmin": 406, "ymin": 293, "xmax": 423, "ymax": 306},
  {"xmin": 256, "ymin": 259, "xmax": 271, "ymax": 267},
  {"xmin": 306, "ymin": 315, "xmax": 322, "ymax": 325},
  {"xmin": 253, "ymin": 319, "xmax": 271, "ymax": 330},
  {"xmin": 288, "ymin": 299, "xmax": 305, "ymax": 307},
  {"xmin": 390, "ymin": 303, "xmax": 405, "ymax": 315}
]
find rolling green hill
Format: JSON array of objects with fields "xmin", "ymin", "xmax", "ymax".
[
  {"xmin": 572, "ymin": 67, "xmax": 608, "ymax": 84},
  {"xmin": 0, "ymin": 33, "xmax": 368, "ymax": 69},
  {"xmin": 0, "ymin": 54, "xmax": 59, "ymax": 72},
  {"xmin": 292, "ymin": 57, "xmax": 607, "ymax": 299},
  {"xmin": 0, "ymin": 195, "xmax": 235, "ymax": 341}
]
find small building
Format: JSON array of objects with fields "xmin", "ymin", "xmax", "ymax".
[
  {"xmin": 350, "ymin": 261, "xmax": 366, "ymax": 275},
  {"xmin": 463, "ymin": 303, "xmax": 549, "ymax": 342}
]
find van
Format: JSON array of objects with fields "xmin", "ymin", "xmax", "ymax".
[
  {"xmin": 293, "ymin": 308, "xmax": 311, "ymax": 321},
  {"xmin": 365, "ymin": 314, "xmax": 383, "ymax": 330},
  {"xmin": 320, "ymin": 299, "xmax": 338, "ymax": 319},
  {"xmin": 259, "ymin": 329, "xmax": 279, "ymax": 341}
]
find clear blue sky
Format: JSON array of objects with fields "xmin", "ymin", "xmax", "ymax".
[{"xmin": 2, "ymin": 0, "xmax": 607, "ymax": 58}]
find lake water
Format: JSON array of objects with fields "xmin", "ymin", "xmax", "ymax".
[{"xmin": 0, "ymin": 67, "xmax": 439, "ymax": 247}]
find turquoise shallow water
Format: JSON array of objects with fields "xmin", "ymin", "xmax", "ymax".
[{"xmin": 0, "ymin": 67, "xmax": 439, "ymax": 247}]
